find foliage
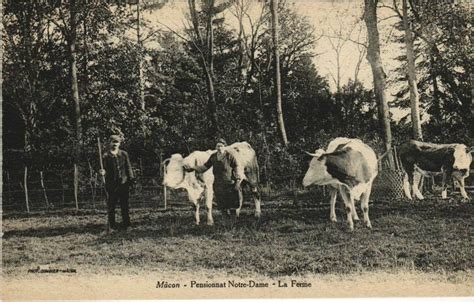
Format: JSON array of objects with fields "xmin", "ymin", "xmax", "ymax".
[
  {"xmin": 3, "ymin": 0, "xmax": 470, "ymax": 184},
  {"xmin": 390, "ymin": 1, "xmax": 472, "ymax": 144}
]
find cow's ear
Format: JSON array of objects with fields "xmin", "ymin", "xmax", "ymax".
[{"xmin": 469, "ymin": 146, "xmax": 474, "ymax": 154}]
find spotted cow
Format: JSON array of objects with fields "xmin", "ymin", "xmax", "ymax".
[
  {"xmin": 399, "ymin": 140, "xmax": 472, "ymax": 201},
  {"xmin": 303, "ymin": 138, "xmax": 378, "ymax": 230}
]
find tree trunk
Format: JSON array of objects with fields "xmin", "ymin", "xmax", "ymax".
[
  {"xmin": 205, "ymin": 69, "xmax": 218, "ymax": 139},
  {"xmin": 206, "ymin": 0, "xmax": 218, "ymax": 139},
  {"xmin": 69, "ymin": 0, "xmax": 82, "ymax": 159},
  {"xmin": 403, "ymin": 0, "xmax": 422, "ymax": 141},
  {"xmin": 188, "ymin": 0, "xmax": 218, "ymax": 140},
  {"xmin": 137, "ymin": 0, "xmax": 145, "ymax": 111},
  {"xmin": 270, "ymin": 0, "xmax": 288, "ymax": 146},
  {"xmin": 363, "ymin": 0, "xmax": 394, "ymax": 167},
  {"xmin": 429, "ymin": 53, "xmax": 441, "ymax": 123}
]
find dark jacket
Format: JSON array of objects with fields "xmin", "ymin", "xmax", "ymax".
[
  {"xmin": 195, "ymin": 152, "xmax": 238, "ymax": 185},
  {"xmin": 103, "ymin": 149, "xmax": 134, "ymax": 191}
]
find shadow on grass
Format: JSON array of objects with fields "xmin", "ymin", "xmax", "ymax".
[{"xmin": 3, "ymin": 222, "xmax": 106, "ymax": 239}]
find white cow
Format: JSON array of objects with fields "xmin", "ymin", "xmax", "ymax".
[
  {"xmin": 162, "ymin": 150, "xmax": 215, "ymax": 225},
  {"xmin": 303, "ymin": 138, "xmax": 378, "ymax": 230},
  {"xmin": 190, "ymin": 142, "xmax": 261, "ymax": 219}
]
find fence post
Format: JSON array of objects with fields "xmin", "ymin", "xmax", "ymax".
[
  {"xmin": 88, "ymin": 161, "xmax": 96, "ymax": 208},
  {"xmin": 74, "ymin": 164, "xmax": 79, "ymax": 210},
  {"xmin": 24, "ymin": 166, "xmax": 30, "ymax": 213},
  {"xmin": 6, "ymin": 171, "xmax": 10, "ymax": 205},
  {"xmin": 60, "ymin": 171, "xmax": 65, "ymax": 204},
  {"xmin": 139, "ymin": 158, "xmax": 144, "ymax": 176},
  {"xmin": 40, "ymin": 171, "xmax": 50, "ymax": 208},
  {"xmin": 162, "ymin": 158, "xmax": 168, "ymax": 210}
]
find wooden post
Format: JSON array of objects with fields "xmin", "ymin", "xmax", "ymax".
[
  {"xmin": 24, "ymin": 166, "xmax": 30, "ymax": 213},
  {"xmin": 40, "ymin": 171, "xmax": 50, "ymax": 208},
  {"xmin": 98, "ymin": 138, "xmax": 111, "ymax": 234},
  {"xmin": 159, "ymin": 152, "xmax": 163, "ymax": 179},
  {"xmin": 60, "ymin": 171, "xmax": 65, "ymax": 204},
  {"xmin": 139, "ymin": 158, "xmax": 144, "ymax": 176},
  {"xmin": 162, "ymin": 159, "xmax": 167, "ymax": 210},
  {"xmin": 163, "ymin": 181, "xmax": 167, "ymax": 210},
  {"xmin": 74, "ymin": 164, "xmax": 79, "ymax": 210},
  {"xmin": 6, "ymin": 171, "xmax": 11, "ymax": 205},
  {"xmin": 88, "ymin": 161, "xmax": 96, "ymax": 207}
]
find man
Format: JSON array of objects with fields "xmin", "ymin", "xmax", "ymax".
[{"xmin": 99, "ymin": 135, "xmax": 135, "ymax": 230}]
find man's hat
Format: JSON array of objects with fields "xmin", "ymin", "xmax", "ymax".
[{"xmin": 110, "ymin": 134, "xmax": 123, "ymax": 143}]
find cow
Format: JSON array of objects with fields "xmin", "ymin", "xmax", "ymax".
[
  {"xmin": 186, "ymin": 141, "xmax": 261, "ymax": 219},
  {"xmin": 399, "ymin": 140, "xmax": 472, "ymax": 201},
  {"xmin": 162, "ymin": 150, "xmax": 215, "ymax": 225},
  {"xmin": 303, "ymin": 138, "xmax": 378, "ymax": 230}
]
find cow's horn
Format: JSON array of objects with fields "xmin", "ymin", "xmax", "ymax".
[{"xmin": 305, "ymin": 151, "xmax": 318, "ymax": 157}]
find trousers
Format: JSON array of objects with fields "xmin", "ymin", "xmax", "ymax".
[{"xmin": 106, "ymin": 182, "xmax": 130, "ymax": 228}]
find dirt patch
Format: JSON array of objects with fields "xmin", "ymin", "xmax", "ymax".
[{"xmin": 2, "ymin": 270, "xmax": 473, "ymax": 299}]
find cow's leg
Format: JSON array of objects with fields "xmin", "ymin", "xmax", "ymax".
[
  {"xmin": 458, "ymin": 178, "xmax": 469, "ymax": 200},
  {"xmin": 251, "ymin": 185, "xmax": 261, "ymax": 219},
  {"xmin": 339, "ymin": 186, "xmax": 355, "ymax": 231},
  {"xmin": 453, "ymin": 173, "xmax": 470, "ymax": 201},
  {"xmin": 412, "ymin": 171, "xmax": 424, "ymax": 200},
  {"xmin": 205, "ymin": 186, "xmax": 214, "ymax": 225},
  {"xmin": 360, "ymin": 185, "xmax": 373, "ymax": 229},
  {"xmin": 351, "ymin": 199, "xmax": 360, "ymax": 221},
  {"xmin": 329, "ymin": 187, "xmax": 338, "ymax": 222},
  {"xmin": 191, "ymin": 201, "xmax": 200, "ymax": 225},
  {"xmin": 403, "ymin": 173, "xmax": 413, "ymax": 200},
  {"xmin": 235, "ymin": 186, "xmax": 243, "ymax": 217},
  {"xmin": 441, "ymin": 172, "xmax": 448, "ymax": 199}
]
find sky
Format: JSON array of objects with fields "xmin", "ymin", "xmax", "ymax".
[{"xmin": 140, "ymin": 0, "xmax": 407, "ymax": 119}]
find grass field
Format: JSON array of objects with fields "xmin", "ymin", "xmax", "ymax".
[
  {"xmin": 3, "ymin": 194, "xmax": 473, "ymax": 279},
  {"xmin": 2, "ymin": 198, "xmax": 474, "ymax": 298}
]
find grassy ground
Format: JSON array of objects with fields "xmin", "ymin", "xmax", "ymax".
[{"xmin": 2, "ymin": 195, "xmax": 473, "ymax": 278}]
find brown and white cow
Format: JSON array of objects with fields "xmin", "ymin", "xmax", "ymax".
[
  {"xmin": 399, "ymin": 140, "xmax": 472, "ymax": 201},
  {"xmin": 303, "ymin": 138, "xmax": 378, "ymax": 230},
  {"xmin": 188, "ymin": 142, "xmax": 261, "ymax": 219},
  {"xmin": 162, "ymin": 150, "xmax": 215, "ymax": 225}
]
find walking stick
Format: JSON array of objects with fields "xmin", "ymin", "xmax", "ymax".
[{"xmin": 98, "ymin": 138, "xmax": 111, "ymax": 234}]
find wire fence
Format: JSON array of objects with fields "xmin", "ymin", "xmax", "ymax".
[
  {"xmin": 5, "ymin": 147, "xmax": 469, "ymax": 213},
  {"xmin": 3, "ymin": 166, "xmax": 412, "ymax": 214},
  {"xmin": 2, "ymin": 165, "xmax": 315, "ymax": 212}
]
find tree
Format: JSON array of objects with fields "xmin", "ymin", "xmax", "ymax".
[
  {"xmin": 401, "ymin": 0, "xmax": 422, "ymax": 140},
  {"xmin": 185, "ymin": 0, "xmax": 219, "ymax": 140},
  {"xmin": 270, "ymin": 0, "xmax": 288, "ymax": 146},
  {"xmin": 68, "ymin": 0, "xmax": 82, "ymax": 160},
  {"xmin": 131, "ymin": 0, "xmax": 169, "ymax": 111},
  {"xmin": 3, "ymin": 3, "xmax": 48, "ymax": 156},
  {"xmin": 363, "ymin": 0, "xmax": 394, "ymax": 167}
]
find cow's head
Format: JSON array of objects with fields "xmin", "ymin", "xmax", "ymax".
[
  {"xmin": 453, "ymin": 144, "xmax": 473, "ymax": 176},
  {"xmin": 302, "ymin": 149, "xmax": 332, "ymax": 187},
  {"xmin": 162, "ymin": 154, "xmax": 186, "ymax": 188}
]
